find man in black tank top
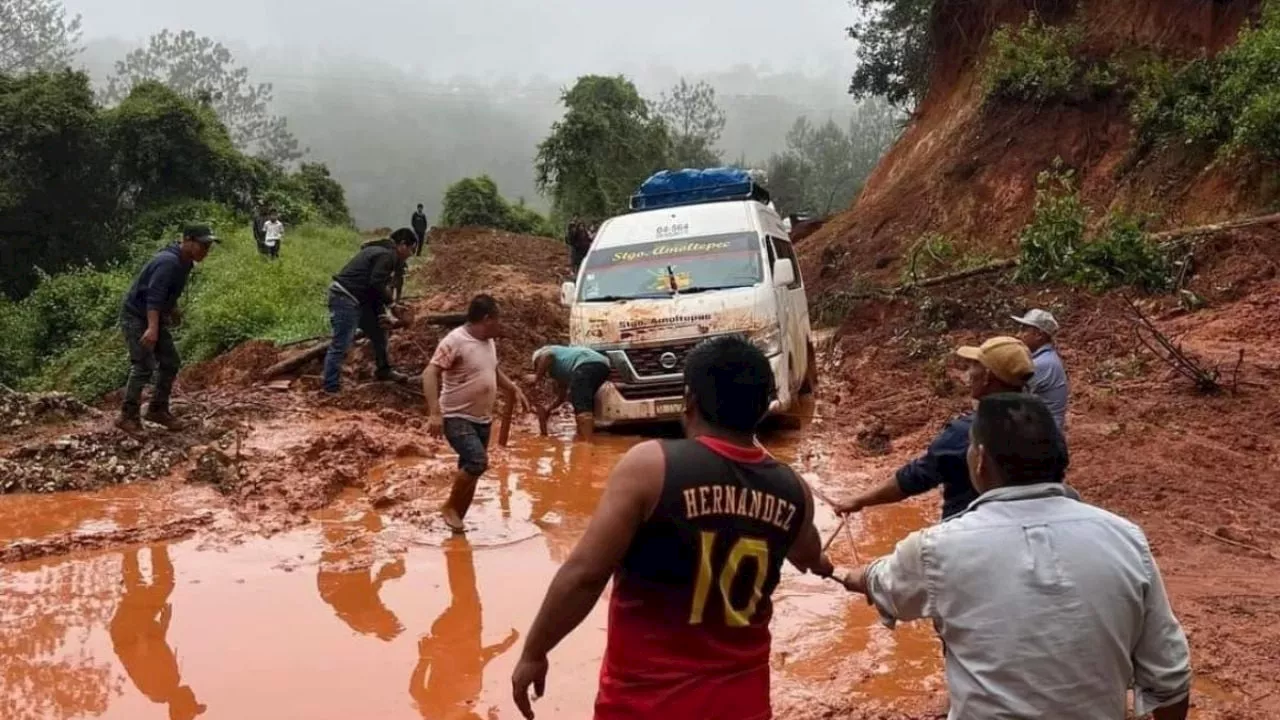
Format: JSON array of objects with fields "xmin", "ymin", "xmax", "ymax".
[{"xmin": 513, "ymin": 336, "xmax": 835, "ymax": 720}]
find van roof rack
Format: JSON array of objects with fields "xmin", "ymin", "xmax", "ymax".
[{"xmin": 629, "ymin": 168, "xmax": 771, "ymax": 212}]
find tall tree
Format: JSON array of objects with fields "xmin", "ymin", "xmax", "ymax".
[
  {"xmin": 102, "ymin": 30, "xmax": 304, "ymax": 165},
  {"xmin": 535, "ymin": 75, "xmax": 670, "ymax": 219},
  {"xmin": 847, "ymin": 0, "xmax": 936, "ymax": 108},
  {"xmin": 0, "ymin": 0, "xmax": 82, "ymax": 74},
  {"xmin": 763, "ymin": 101, "xmax": 902, "ymax": 217},
  {"xmin": 654, "ymin": 78, "xmax": 726, "ymax": 168}
]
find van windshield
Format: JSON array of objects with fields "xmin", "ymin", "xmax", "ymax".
[{"xmin": 578, "ymin": 232, "xmax": 764, "ymax": 302}]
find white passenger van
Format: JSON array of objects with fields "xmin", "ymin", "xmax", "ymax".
[{"xmin": 559, "ymin": 169, "xmax": 815, "ymax": 427}]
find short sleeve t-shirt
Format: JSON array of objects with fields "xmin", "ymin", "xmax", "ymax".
[
  {"xmin": 264, "ymin": 221, "xmax": 284, "ymax": 245},
  {"xmin": 430, "ymin": 326, "xmax": 499, "ymax": 423},
  {"xmin": 544, "ymin": 345, "xmax": 610, "ymax": 383}
]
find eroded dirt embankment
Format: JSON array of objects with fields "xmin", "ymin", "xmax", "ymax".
[
  {"xmin": 802, "ymin": 219, "xmax": 1280, "ymax": 717},
  {"xmin": 801, "ymin": 0, "xmax": 1271, "ymax": 294}
]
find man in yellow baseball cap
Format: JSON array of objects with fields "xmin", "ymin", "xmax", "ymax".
[{"xmin": 836, "ymin": 336, "xmax": 1041, "ymax": 522}]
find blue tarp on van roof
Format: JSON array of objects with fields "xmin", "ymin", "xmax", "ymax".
[{"xmin": 630, "ymin": 168, "xmax": 770, "ymax": 211}]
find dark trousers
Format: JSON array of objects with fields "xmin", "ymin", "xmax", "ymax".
[
  {"xmin": 413, "ymin": 229, "xmax": 426, "ymax": 256},
  {"xmin": 121, "ymin": 314, "xmax": 180, "ymax": 418},
  {"xmin": 266, "ymin": 241, "xmax": 280, "ymax": 260},
  {"xmin": 570, "ymin": 246, "xmax": 587, "ymax": 273},
  {"xmin": 322, "ymin": 291, "xmax": 391, "ymax": 392}
]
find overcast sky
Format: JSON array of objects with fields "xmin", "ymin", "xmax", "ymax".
[{"xmin": 63, "ymin": 0, "xmax": 855, "ymax": 81}]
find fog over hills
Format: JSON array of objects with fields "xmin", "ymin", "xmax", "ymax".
[{"xmin": 67, "ymin": 0, "xmax": 867, "ymax": 227}]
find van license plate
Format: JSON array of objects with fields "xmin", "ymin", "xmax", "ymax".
[{"xmin": 654, "ymin": 400, "xmax": 684, "ymax": 416}]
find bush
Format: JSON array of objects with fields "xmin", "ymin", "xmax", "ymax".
[
  {"xmin": 1017, "ymin": 161, "xmax": 1171, "ymax": 292},
  {"xmin": 983, "ymin": 16, "xmax": 1085, "ymax": 102},
  {"xmin": 1015, "ymin": 163, "xmax": 1087, "ymax": 282},
  {"xmin": 0, "ymin": 298, "xmax": 37, "ymax": 387},
  {"xmin": 441, "ymin": 176, "xmax": 555, "ymax": 237},
  {"xmin": 34, "ymin": 328, "xmax": 129, "ymax": 402},
  {"xmin": 22, "ymin": 266, "xmax": 133, "ymax": 360},
  {"xmin": 1131, "ymin": 1, "xmax": 1280, "ymax": 159}
]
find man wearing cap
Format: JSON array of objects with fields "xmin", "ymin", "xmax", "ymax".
[
  {"xmin": 117, "ymin": 225, "xmax": 219, "ymax": 432},
  {"xmin": 527, "ymin": 345, "xmax": 612, "ymax": 441},
  {"xmin": 1013, "ymin": 308, "xmax": 1070, "ymax": 429},
  {"xmin": 836, "ymin": 337, "xmax": 1039, "ymax": 522}
]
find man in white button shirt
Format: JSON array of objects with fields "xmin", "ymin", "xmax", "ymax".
[{"xmin": 838, "ymin": 393, "xmax": 1191, "ymax": 720}]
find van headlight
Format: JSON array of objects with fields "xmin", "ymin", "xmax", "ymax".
[{"xmin": 752, "ymin": 326, "xmax": 783, "ymax": 357}]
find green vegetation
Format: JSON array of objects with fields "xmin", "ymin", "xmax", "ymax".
[
  {"xmin": 1, "ymin": 68, "xmax": 349, "ymax": 299},
  {"xmin": 983, "ymin": 17, "xmax": 1090, "ymax": 102},
  {"xmin": 1016, "ymin": 162, "xmax": 1170, "ymax": 292},
  {"xmin": 846, "ymin": 0, "xmax": 935, "ymax": 107},
  {"xmin": 1131, "ymin": 1, "xmax": 1280, "ymax": 159},
  {"xmin": 653, "ymin": 79, "xmax": 727, "ymax": 169},
  {"xmin": 763, "ymin": 101, "xmax": 901, "ymax": 217},
  {"xmin": 0, "ymin": 224, "xmax": 361, "ymax": 400},
  {"xmin": 535, "ymin": 75, "xmax": 671, "ymax": 220},
  {"xmin": 440, "ymin": 176, "xmax": 555, "ymax": 237},
  {"xmin": 1, "ymin": 0, "xmax": 356, "ymax": 400}
]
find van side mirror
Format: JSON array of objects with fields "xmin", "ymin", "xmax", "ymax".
[
  {"xmin": 560, "ymin": 281, "xmax": 576, "ymax": 307},
  {"xmin": 772, "ymin": 259, "xmax": 796, "ymax": 288}
]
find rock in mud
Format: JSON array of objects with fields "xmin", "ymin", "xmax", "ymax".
[
  {"xmin": 855, "ymin": 417, "xmax": 892, "ymax": 456},
  {"xmin": 190, "ymin": 445, "xmax": 237, "ymax": 486}
]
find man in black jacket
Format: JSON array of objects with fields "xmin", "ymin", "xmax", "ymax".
[
  {"xmin": 322, "ymin": 229, "xmax": 416, "ymax": 394},
  {"xmin": 118, "ymin": 224, "xmax": 219, "ymax": 432},
  {"xmin": 411, "ymin": 204, "xmax": 429, "ymax": 256}
]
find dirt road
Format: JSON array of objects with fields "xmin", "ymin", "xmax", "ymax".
[{"xmin": 2, "ymin": 226, "xmax": 1277, "ymax": 719}]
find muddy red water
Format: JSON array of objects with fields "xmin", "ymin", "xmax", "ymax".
[{"xmin": 0, "ymin": 415, "xmax": 950, "ymax": 720}]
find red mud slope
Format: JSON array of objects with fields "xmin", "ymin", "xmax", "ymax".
[{"xmin": 800, "ymin": 0, "xmax": 1271, "ymax": 291}]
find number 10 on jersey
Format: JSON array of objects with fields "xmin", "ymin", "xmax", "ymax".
[{"xmin": 689, "ymin": 531, "xmax": 769, "ymax": 627}]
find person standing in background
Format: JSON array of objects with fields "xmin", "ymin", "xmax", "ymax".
[
  {"xmin": 117, "ymin": 225, "xmax": 219, "ymax": 432},
  {"xmin": 252, "ymin": 207, "xmax": 267, "ymax": 255},
  {"xmin": 263, "ymin": 212, "xmax": 285, "ymax": 260},
  {"xmin": 412, "ymin": 204, "xmax": 429, "ymax": 256},
  {"xmin": 1012, "ymin": 308, "xmax": 1070, "ymax": 429}
]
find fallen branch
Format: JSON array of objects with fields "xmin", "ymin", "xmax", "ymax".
[
  {"xmin": 831, "ymin": 258, "xmax": 1021, "ymax": 302},
  {"xmin": 1152, "ymin": 212, "xmax": 1280, "ymax": 246},
  {"xmin": 1186, "ymin": 523, "xmax": 1278, "ymax": 561},
  {"xmin": 1125, "ymin": 297, "xmax": 1223, "ymax": 394}
]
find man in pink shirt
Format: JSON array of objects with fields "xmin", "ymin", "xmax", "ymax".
[{"xmin": 424, "ymin": 294, "xmax": 529, "ymax": 533}]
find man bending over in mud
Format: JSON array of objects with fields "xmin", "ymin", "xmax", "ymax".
[
  {"xmin": 527, "ymin": 345, "xmax": 612, "ymax": 441},
  {"xmin": 838, "ymin": 394, "xmax": 1190, "ymax": 719},
  {"xmin": 322, "ymin": 229, "xmax": 415, "ymax": 394},
  {"xmin": 425, "ymin": 294, "xmax": 529, "ymax": 533},
  {"xmin": 512, "ymin": 335, "xmax": 835, "ymax": 719},
  {"xmin": 836, "ymin": 336, "xmax": 1041, "ymax": 522}
]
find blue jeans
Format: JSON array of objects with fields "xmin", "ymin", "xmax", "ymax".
[
  {"xmin": 443, "ymin": 418, "xmax": 491, "ymax": 477},
  {"xmin": 322, "ymin": 291, "xmax": 391, "ymax": 392}
]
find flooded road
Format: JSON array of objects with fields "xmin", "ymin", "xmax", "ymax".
[{"xmin": 0, "ymin": 421, "xmax": 942, "ymax": 720}]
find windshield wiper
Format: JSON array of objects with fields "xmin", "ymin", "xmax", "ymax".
[
  {"xmin": 580, "ymin": 295, "xmax": 635, "ymax": 303},
  {"xmin": 674, "ymin": 285, "xmax": 749, "ymax": 295}
]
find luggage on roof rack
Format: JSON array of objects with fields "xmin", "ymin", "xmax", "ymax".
[{"xmin": 629, "ymin": 168, "xmax": 771, "ymax": 211}]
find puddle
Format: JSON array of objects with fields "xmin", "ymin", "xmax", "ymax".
[{"xmin": 0, "ymin": 422, "xmax": 946, "ymax": 719}]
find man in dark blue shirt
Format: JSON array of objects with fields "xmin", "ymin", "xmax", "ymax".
[
  {"xmin": 117, "ymin": 225, "xmax": 219, "ymax": 433},
  {"xmin": 836, "ymin": 336, "xmax": 1039, "ymax": 521}
]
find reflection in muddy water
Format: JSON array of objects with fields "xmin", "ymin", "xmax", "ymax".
[
  {"xmin": 0, "ymin": 426, "xmax": 956, "ymax": 719},
  {"xmin": 110, "ymin": 546, "xmax": 206, "ymax": 720},
  {"xmin": 317, "ymin": 511, "xmax": 405, "ymax": 641},
  {"xmin": 410, "ymin": 538, "xmax": 518, "ymax": 720}
]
